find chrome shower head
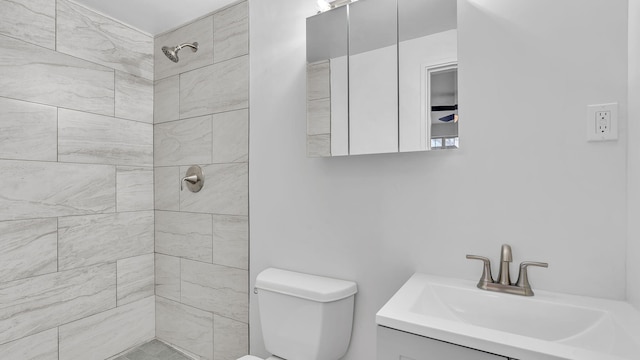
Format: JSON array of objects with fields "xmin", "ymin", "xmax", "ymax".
[{"xmin": 161, "ymin": 42, "xmax": 199, "ymax": 63}]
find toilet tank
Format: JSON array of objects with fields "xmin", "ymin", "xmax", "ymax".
[{"xmin": 255, "ymin": 268, "xmax": 358, "ymax": 360}]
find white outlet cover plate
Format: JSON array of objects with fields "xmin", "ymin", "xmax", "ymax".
[{"xmin": 587, "ymin": 103, "xmax": 618, "ymax": 142}]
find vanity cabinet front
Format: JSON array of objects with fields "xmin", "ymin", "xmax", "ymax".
[{"xmin": 377, "ymin": 326, "xmax": 508, "ymax": 360}]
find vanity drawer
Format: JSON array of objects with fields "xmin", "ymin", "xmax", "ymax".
[{"xmin": 377, "ymin": 326, "xmax": 508, "ymax": 360}]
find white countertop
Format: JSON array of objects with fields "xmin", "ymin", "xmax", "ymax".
[{"xmin": 376, "ymin": 273, "xmax": 640, "ymax": 360}]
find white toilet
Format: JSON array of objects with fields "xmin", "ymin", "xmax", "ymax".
[{"xmin": 238, "ymin": 268, "xmax": 358, "ymax": 360}]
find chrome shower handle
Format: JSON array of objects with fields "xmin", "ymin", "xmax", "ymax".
[{"xmin": 181, "ymin": 175, "xmax": 199, "ymax": 190}]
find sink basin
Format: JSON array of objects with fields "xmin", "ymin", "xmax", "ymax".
[{"xmin": 376, "ymin": 274, "xmax": 640, "ymax": 360}]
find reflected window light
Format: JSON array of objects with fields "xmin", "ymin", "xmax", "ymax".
[
  {"xmin": 317, "ymin": 0, "xmax": 359, "ymax": 13},
  {"xmin": 445, "ymin": 138, "xmax": 457, "ymax": 147},
  {"xmin": 317, "ymin": 0, "xmax": 331, "ymax": 12}
]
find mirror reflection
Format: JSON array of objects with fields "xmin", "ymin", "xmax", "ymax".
[
  {"xmin": 399, "ymin": 0, "xmax": 458, "ymax": 152},
  {"xmin": 306, "ymin": 6, "xmax": 349, "ymax": 157}
]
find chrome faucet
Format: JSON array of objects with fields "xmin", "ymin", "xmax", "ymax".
[{"xmin": 466, "ymin": 244, "xmax": 548, "ymax": 296}]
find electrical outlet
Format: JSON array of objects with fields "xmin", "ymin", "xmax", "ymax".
[
  {"xmin": 596, "ymin": 111, "xmax": 610, "ymax": 134},
  {"xmin": 587, "ymin": 103, "xmax": 618, "ymax": 142}
]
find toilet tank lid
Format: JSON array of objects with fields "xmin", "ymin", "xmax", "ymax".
[{"xmin": 255, "ymin": 268, "xmax": 357, "ymax": 303}]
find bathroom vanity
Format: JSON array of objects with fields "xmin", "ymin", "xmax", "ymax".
[
  {"xmin": 378, "ymin": 326, "xmax": 513, "ymax": 360},
  {"xmin": 376, "ymin": 273, "xmax": 640, "ymax": 360}
]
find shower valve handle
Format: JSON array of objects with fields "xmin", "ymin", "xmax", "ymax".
[
  {"xmin": 180, "ymin": 165, "xmax": 205, "ymax": 193},
  {"xmin": 181, "ymin": 175, "xmax": 199, "ymax": 190}
]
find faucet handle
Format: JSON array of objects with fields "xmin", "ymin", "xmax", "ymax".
[
  {"xmin": 515, "ymin": 261, "xmax": 549, "ymax": 296},
  {"xmin": 466, "ymin": 255, "xmax": 494, "ymax": 288}
]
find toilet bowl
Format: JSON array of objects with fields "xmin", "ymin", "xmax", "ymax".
[{"xmin": 237, "ymin": 268, "xmax": 357, "ymax": 360}]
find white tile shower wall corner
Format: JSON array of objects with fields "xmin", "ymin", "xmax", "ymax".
[
  {"xmin": 117, "ymin": 254, "xmax": 155, "ymax": 306},
  {"xmin": 115, "ymin": 71, "xmax": 154, "ymax": 124},
  {"xmin": 155, "ymin": 210, "xmax": 214, "ymax": 262},
  {"xmin": 0, "ymin": 0, "xmax": 155, "ymax": 357},
  {"xmin": 58, "ymin": 296, "xmax": 155, "ymax": 360},
  {"xmin": 154, "ymin": 3, "xmax": 250, "ymax": 358},
  {"xmin": 156, "ymin": 296, "xmax": 214, "ymax": 360},
  {"xmin": 249, "ymin": 0, "xmax": 628, "ymax": 359},
  {"xmin": 627, "ymin": 0, "xmax": 640, "ymax": 310},
  {"xmin": 155, "ymin": 15, "xmax": 215, "ymax": 80}
]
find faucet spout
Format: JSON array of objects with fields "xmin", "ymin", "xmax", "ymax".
[{"xmin": 497, "ymin": 244, "xmax": 512, "ymax": 285}]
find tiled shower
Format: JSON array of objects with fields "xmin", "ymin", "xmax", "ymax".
[{"xmin": 0, "ymin": 0, "xmax": 249, "ymax": 359}]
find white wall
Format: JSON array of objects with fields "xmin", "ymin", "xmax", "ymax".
[
  {"xmin": 249, "ymin": 0, "xmax": 628, "ymax": 359},
  {"xmin": 628, "ymin": 0, "xmax": 640, "ymax": 310}
]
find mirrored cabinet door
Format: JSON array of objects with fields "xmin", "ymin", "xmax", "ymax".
[
  {"xmin": 348, "ymin": 0, "xmax": 398, "ymax": 155},
  {"xmin": 398, "ymin": 0, "xmax": 458, "ymax": 152},
  {"xmin": 306, "ymin": 6, "xmax": 349, "ymax": 157}
]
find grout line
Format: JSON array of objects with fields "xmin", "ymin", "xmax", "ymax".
[
  {"xmin": 56, "ymin": 217, "xmax": 59, "ymax": 273},
  {"xmin": 115, "ymin": 165, "xmax": 119, "ymax": 213},
  {"xmin": 215, "ymin": 214, "xmax": 216, "ymax": 264},
  {"xmin": 56, "ymin": 107, "xmax": 59, "ymax": 163},
  {"xmin": 54, "ymin": 0, "xmax": 58, "ymax": 52}
]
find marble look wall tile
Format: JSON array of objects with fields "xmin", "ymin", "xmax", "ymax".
[
  {"xmin": 0, "ymin": 218, "xmax": 57, "ymax": 283},
  {"xmin": 154, "ymin": 167, "xmax": 180, "ymax": 211},
  {"xmin": 154, "ymin": 76, "xmax": 180, "ymax": 124},
  {"xmin": 56, "ymin": 0, "xmax": 153, "ymax": 80},
  {"xmin": 180, "ymin": 55, "xmax": 249, "ymax": 119},
  {"xmin": 307, "ymin": 61, "xmax": 330, "ymax": 101},
  {"xmin": 212, "ymin": 215, "xmax": 248, "ymax": 270},
  {"xmin": 307, "ymin": 98, "xmax": 331, "ymax": 135},
  {"xmin": 155, "ymin": 16, "xmax": 214, "ymax": 81},
  {"xmin": 156, "ymin": 296, "xmax": 214, "ymax": 360},
  {"xmin": 155, "ymin": 254, "xmax": 180, "ymax": 302},
  {"xmin": 59, "ymin": 296, "xmax": 154, "ymax": 360},
  {"xmin": 117, "ymin": 166, "xmax": 154, "ymax": 212},
  {"xmin": 213, "ymin": 2, "xmax": 249, "ymax": 63},
  {"xmin": 58, "ymin": 109, "xmax": 153, "ymax": 166},
  {"xmin": 0, "ymin": 263, "xmax": 116, "ymax": 345},
  {"xmin": 117, "ymin": 254, "xmax": 154, "ymax": 306},
  {"xmin": 0, "ymin": 160, "xmax": 115, "ymax": 221},
  {"xmin": 0, "ymin": 35, "xmax": 114, "ymax": 116},
  {"xmin": 307, "ymin": 134, "xmax": 331, "ymax": 157},
  {"xmin": 0, "ymin": 328, "xmax": 58, "ymax": 360},
  {"xmin": 0, "ymin": 97, "xmax": 57, "ymax": 161},
  {"xmin": 181, "ymin": 260, "xmax": 248, "ymax": 322},
  {"xmin": 58, "ymin": 211, "xmax": 154, "ymax": 270},
  {"xmin": 214, "ymin": 315, "xmax": 248, "ymax": 360},
  {"xmin": 0, "ymin": 0, "xmax": 55, "ymax": 49},
  {"xmin": 155, "ymin": 211, "xmax": 213, "ymax": 262},
  {"xmin": 212, "ymin": 109, "xmax": 248, "ymax": 164},
  {"xmin": 180, "ymin": 163, "xmax": 248, "ymax": 216},
  {"xmin": 116, "ymin": 72, "xmax": 153, "ymax": 124},
  {"xmin": 154, "ymin": 116, "xmax": 213, "ymax": 167}
]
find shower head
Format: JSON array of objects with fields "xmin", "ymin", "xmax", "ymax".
[{"xmin": 161, "ymin": 42, "xmax": 199, "ymax": 63}]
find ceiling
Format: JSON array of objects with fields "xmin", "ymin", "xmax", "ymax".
[{"xmin": 72, "ymin": 0, "xmax": 240, "ymax": 35}]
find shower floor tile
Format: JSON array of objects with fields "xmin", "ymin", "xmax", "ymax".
[{"xmin": 114, "ymin": 340, "xmax": 192, "ymax": 360}]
